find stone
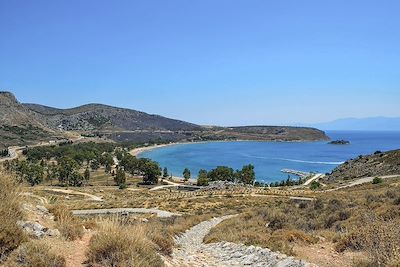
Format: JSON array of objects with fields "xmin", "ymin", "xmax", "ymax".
[{"xmin": 36, "ymin": 205, "xmax": 49, "ymax": 214}]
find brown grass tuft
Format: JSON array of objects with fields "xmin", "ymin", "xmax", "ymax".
[
  {"xmin": 0, "ymin": 173, "xmax": 25, "ymax": 261},
  {"xmin": 48, "ymin": 205, "xmax": 84, "ymax": 241},
  {"xmin": 87, "ymin": 220, "xmax": 164, "ymax": 267},
  {"xmin": 5, "ymin": 240, "xmax": 66, "ymax": 267}
]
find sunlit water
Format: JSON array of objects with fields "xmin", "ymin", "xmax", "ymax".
[{"xmin": 139, "ymin": 131, "xmax": 400, "ymax": 183}]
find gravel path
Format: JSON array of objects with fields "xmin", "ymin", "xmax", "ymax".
[{"xmin": 165, "ymin": 215, "xmax": 311, "ymax": 267}]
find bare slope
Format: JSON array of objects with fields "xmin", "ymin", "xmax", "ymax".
[
  {"xmin": 0, "ymin": 92, "xmax": 57, "ymax": 149},
  {"xmin": 326, "ymin": 149, "xmax": 400, "ymax": 182}
]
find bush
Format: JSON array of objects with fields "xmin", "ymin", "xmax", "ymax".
[
  {"xmin": 49, "ymin": 205, "xmax": 83, "ymax": 241},
  {"xmin": 118, "ymin": 183, "xmax": 128, "ymax": 190},
  {"xmin": 87, "ymin": 220, "xmax": 163, "ymax": 267},
  {"xmin": 0, "ymin": 174, "xmax": 25, "ymax": 260},
  {"xmin": 310, "ymin": 181, "xmax": 321, "ymax": 190},
  {"xmin": 6, "ymin": 240, "xmax": 65, "ymax": 267},
  {"xmin": 358, "ymin": 217, "xmax": 400, "ymax": 266},
  {"xmin": 372, "ymin": 177, "xmax": 383, "ymax": 184}
]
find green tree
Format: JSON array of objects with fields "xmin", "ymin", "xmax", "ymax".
[
  {"xmin": 100, "ymin": 153, "xmax": 114, "ymax": 173},
  {"xmin": 237, "ymin": 164, "xmax": 255, "ymax": 185},
  {"xmin": 141, "ymin": 161, "xmax": 161, "ymax": 184},
  {"xmin": 57, "ymin": 157, "xmax": 80, "ymax": 187},
  {"xmin": 163, "ymin": 167, "xmax": 168, "ymax": 178},
  {"xmin": 183, "ymin": 168, "xmax": 191, "ymax": 181},
  {"xmin": 90, "ymin": 160, "xmax": 100, "ymax": 171},
  {"xmin": 114, "ymin": 167, "xmax": 126, "ymax": 186},
  {"xmin": 25, "ymin": 164, "xmax": 44, "ymax": 186},
  {"xmin": 46, "ymin": 162, "xmax": 58, "ymax": 186},
  {"xmin": 84, "ymin": 167, "xmax": 90, "ymax": 185},
  {"xmin": 197, "ymin": 169, "xmax": 209, "ymax": 186},
  {"xmin": 207, "ymin": 166, "xmax": 235, "ymax": 182}
]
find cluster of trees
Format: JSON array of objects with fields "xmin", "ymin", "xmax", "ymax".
[
  {"xmin": 194, "ymin": 164, "xmax": 256, "ymax": 186},
  {"xmin": 3, "ymin": 157, "xmax": 90, "ymax": 187},
  {"xmin": 268, "ymin": 176, "xmax": 305, "ymax": 187},
  {"xmin": 24, "ymin": 142, "xmax": 117, "ymax": 164},
  {"xmin": 119, "ymin": 153, "xmax": 161, "ymax": 184},
  {"xmin": 3, "ymin": 142, "xmax": 166, "ymax": 187}
]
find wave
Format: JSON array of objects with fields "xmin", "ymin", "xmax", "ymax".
[{"xmin": 240, "ymin": 154, "xmax": 344, "ymax": 165}]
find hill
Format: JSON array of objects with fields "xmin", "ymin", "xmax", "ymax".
[
  {"xmin": 0, "ymin": 91, "xmax": 330, "ymax": 147},
  {"xmin": 24, "ymin": 103, "xmax": 201, "ymax": 132},
  {"xmin": 326, "ymin": 149, "xmax": 400, "ymax": 182},
  {"xmin": 0, "ymin": 92, "xmax": 59, "ymax": 149},
  {"xmin": 308, "ymin": 117, "xmax": 400, "ymax": 131}
]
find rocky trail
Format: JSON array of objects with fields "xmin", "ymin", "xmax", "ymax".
[{"xmin": 165, "ymin": 215, "xmax": 311, "ymax": 267}]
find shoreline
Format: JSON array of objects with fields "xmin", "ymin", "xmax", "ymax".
[{"xmin": 129, "ymin": 138, "xmax": 329, "ymax": 157}]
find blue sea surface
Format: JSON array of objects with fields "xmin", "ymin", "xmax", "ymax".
[{"xmin": 139, "ymin": 131, "xmax": 400, "ymax": 183}]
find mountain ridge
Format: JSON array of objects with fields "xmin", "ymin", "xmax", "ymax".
[{"xmin": 0, "ymin": 91, "xmax": 329, "ymax": 148}]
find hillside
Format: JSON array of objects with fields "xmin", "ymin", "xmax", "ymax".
[
  {"xmin": 326, "ymin": 149, "xmax": 400, "ymax": 182},
  {"xmin": 24, "ymin": 103, "xmax": 201, "ymax": 132},
  {"xmin": 0, "ymin": 91, "xmax": 330, "ymax": 147},
  {"xmin": 0, "ymin": 92, "xmax": 58, "ymax": 149}
]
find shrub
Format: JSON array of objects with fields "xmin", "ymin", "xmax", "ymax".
[
  {"xmin": 359, "ymin": 217, "xmax": 400, "ymax": 266},
  {"xmin": 372, "ymin": 177, "xmax": 383, "ymax": 184},
  {"xmin": 49, "ymin": 205, "xmax": 83, "ymax": 241},
  {"xmin": 87, "ymin": 220, "xmax": 163, "ymax": 267},
  {"xmin": 6, "ymin": 240, "xmax": 65, "ymax": 267},
  {"xmin": 310, "ymin": 181, "xmax": 321, "ymax": 190},
  {"xmin": 0, "ymin": 174, "xmax": 25, "ymax": 260},
  {"xmin": 119, "ymin": 183, "xmax": 128, "ymax": 190}
]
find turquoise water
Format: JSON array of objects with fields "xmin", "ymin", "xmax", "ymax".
[{"xmin": 139, "ymin": 131, "xmax": 400, "ymax": 183}]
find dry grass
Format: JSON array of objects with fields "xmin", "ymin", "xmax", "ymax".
[
  {"xmin": 204, "ymin": 208, "xmax": 318, "ymax": 255},
  {"xmin": 0, "ymin": 173, "xmax": 25, "ymax": 261},
  {"xmin": 87, "ymin": 220, "xmax": 164, "ymax": 267},
  {"xmin": 5, "ymin": 240, "xmax": 66, "ymax": 267},
  {"xmin": 48, "ymin": 204, "xmax": 84, "ymax": 241},
  {"xmin": 336, "ymin": 216, "xmax": 400, "ymax": 266},
  {"xmin": 205, "ymin": 180, "xmax": 400, "ymax": 263}
]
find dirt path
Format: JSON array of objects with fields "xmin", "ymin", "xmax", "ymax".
[
  {"xmin": 21, "ymin": 192, "xmax": 49, "ymax": 205},
  {"xmin": 44, "ymin": 188, "xmax": 103, "ymax": 202},
  {"xmin": 324, "ymin": 174, "xmax": 400, "ymax": 192},
  {"xmin": 63, "ymin": 231, "xmax": 93, "ymax": 267},
  {"xmin": 165, "ymin": 215, "xmax": 310, "ymax": 267},
  {"xmin": 72, "ymin": 207, "xmax": 180, "ymax": 218}
]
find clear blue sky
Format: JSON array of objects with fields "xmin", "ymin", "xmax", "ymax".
[{"xmin": 1, "ymin": 0, "xmax": 399, "ymax": 126}]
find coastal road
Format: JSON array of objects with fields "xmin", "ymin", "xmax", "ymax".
[
  {"xmin": 303, "ymin": 173, "xmax": 325, "ymax": 186},
  {"xmin": 324, "ymin": 174, "xmax": 400, "ymax": 192},
  {"xmin": 150, "ymin": 180, "xmax": 201, "ymax": 191}
]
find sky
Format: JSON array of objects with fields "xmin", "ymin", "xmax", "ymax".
[{"xmin": 1, "ymin": 0, "xmax": 399, "ymax": 126}]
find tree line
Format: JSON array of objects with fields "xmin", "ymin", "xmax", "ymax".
[
  {"xmin": 170, "ymin": 164, "xmax": 256, "ymax": 186},
  {"xmin": 3, "ymin": 142, "xmax": 161, "ymax": 187}
]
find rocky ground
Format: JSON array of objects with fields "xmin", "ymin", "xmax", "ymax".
[{"xmin": 165, "ymin": 215, "xmax": 311, "ymax": 267}]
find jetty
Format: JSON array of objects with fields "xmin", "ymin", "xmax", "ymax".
[{"xmin": 281, "ymin": 169, "xmax": 312, "ymax": 178}]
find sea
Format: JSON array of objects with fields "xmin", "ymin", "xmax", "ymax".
[{"xmin": 139, "ymin": 131, "xmax": 400, "ymax": 183}]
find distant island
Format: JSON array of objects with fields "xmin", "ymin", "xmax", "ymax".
[
  {"xmin": 328, "ymin": 140, "xmax": 350, "ymax": 145},
  {"xmin": 307, "ymin": 117, "xmax": 400, "ymax": 131}
]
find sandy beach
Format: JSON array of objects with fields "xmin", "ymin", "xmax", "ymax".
[{"xmin": 129, "ymin": 143, "xmax": 180, "ymax": 157}]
